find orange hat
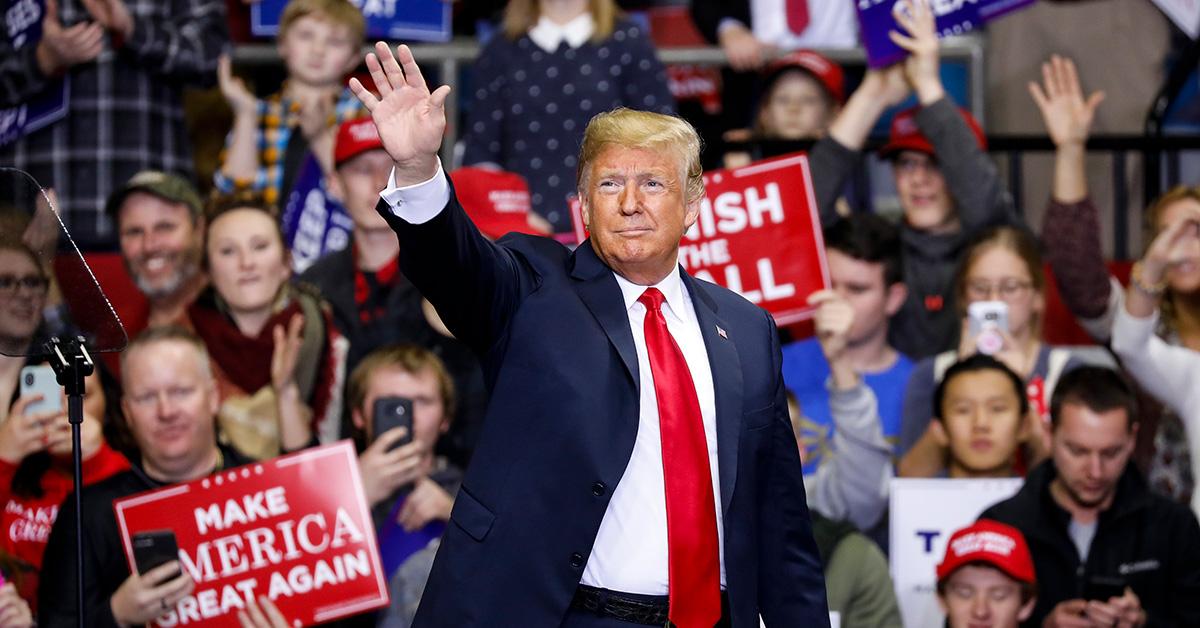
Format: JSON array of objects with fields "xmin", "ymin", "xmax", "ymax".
[
  {"xmin": 449, "ymin": 167, "xmax": 547, "ymax": 240},
  {"xmin": 879, "ymin": 105, "xmax": 987, "ymax": 159},
  {"xmin": 334, "ymin": 117, "xmax": 385, "ymax": 167},
  {"xmin": 937, "ymin": 519, "xmax": 1036, "ymax": 585},
  {"xmin": 763, "ymin": 50, "xmax": 845, "ymax": 104}
]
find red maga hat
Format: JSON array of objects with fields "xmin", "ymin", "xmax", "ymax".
[
  {"xmin": 879, "ymin": 105, "xmax": 986, "ymax": 159},
  {"xmin": 334, "ymin": 117, "xmax": 385, "ymax": 167},
  {"xmin": 937, "ymin": 519, "xmax": 1036, "ymax": 585},
  {"xmin": 763, "ymin": 49, "xmax": 845, "ymax": 104},
  {"xmin": 449, "ymin": 167, "xmax": 548, "ymax": 240}
]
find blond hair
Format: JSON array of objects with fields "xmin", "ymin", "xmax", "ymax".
[
  {"xmin": 577, "ymin": 108, "xmax": 705, "ymax": 205},
  {"xmin": 1144, "ymin": 186, "xmax": 1200, "ymax": 332},
  {"xmin": 279, "ymin": 0, "xmax": 366, "ymax": 49},
  {"xmin": 502, "ymin": 0, "xmax": 618, "ymax": 42},
  {"xmin": 347, "ymin": 344, "xmax": 456, "ymax": 423}
]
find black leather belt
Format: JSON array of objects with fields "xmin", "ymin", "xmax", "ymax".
[{"xmin": 570, "ymin": 585, "xmax": 729, "ymax": 626}]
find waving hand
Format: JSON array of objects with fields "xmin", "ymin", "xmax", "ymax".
[{"xmin": 349, "ymin": 43, "xmax": 451, "ymax": 187}]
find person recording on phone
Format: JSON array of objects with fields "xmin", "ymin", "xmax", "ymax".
[
  {"xmin": 0, "ymin": 240, "xmax": 127, "ymax": 616},
  {"xmin": 980, "ymin": 366, "xmax": 1200, "ymax": 627},
  {"xmin": 38, "ymin": 326, "xmax": 255, "ymax": 628},
  {"xmin": 898, "ymin": 226, "xmax": 1081, "ymax": 478}
]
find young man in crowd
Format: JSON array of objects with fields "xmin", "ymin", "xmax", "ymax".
[
  {"xmin": 936, "ymin": 519, "xmax": 1037, "ymax": 628},
  {"xmin": 346, "ymin": 344, "xmax": 463, "ymax": 626},
  {"xmin": 37, "ymin": 327, "xmax": 255, "ymax": 627},
  {"xmin": 215, "ymin": 0, "xmax": 365, "ymax": 261},
  {"xmin": 808, "ymin": 0, "xmax": 1019, "ymax": 358},
  {"xmin": 110, "ymin": 171, "xmax": 208, "ymax": 334},
  {"xmin": 981, "ymin": 366, "xmax": 1200, "ymax": 627},
  {"xmin": 300, "ymin": 117, "xmax": 486, "ymax": 466},
  {"xmin": 916, "ymin": 354, "xmax": 1033, "ymax": 479},
  {"xmin": 784, "ymin": 214, "xmax": 909, "ymax": 532}
]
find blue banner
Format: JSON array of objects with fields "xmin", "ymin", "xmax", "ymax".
[
  {"xmin": 0, "ymin": 0, "xmax": 69, "ymax": 147},
  {"xmin": 281, "ymin": 154, "xmax": 353, "ymax": 274},
  {"xmin": 252, "ymin": 0, "xmax": 451, "ymax": 42},
  {"xmin": 856, "ymin": 0, "xmax": 981, "ymax": 68}
]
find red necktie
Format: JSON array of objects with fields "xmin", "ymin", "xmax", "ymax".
[
  {"xmin": 786, "ymin": 0, "xmax": 810, "ymax": 35},
  {"xmin": 638, "ymin": 288, "xmax": 721, "ymax": 628}
]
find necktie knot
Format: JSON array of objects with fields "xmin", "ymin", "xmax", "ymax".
[{"xmin": 638, "ymin": 287, "xmax": 665, "ymax": 313}]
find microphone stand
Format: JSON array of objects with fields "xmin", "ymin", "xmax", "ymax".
[{"xmin": 46, "ymin": 336, "xmax": 93, "ymax": 628}]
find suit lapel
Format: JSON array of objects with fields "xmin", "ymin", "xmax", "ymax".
[
  {"xmin": 570, "ymin": 241, "xmax": 639, "ymax": 386},
  {"xmin": 682, "ymin": 271, "xmax": 743, "ymax": 516}
]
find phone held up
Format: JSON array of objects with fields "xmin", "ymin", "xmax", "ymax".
[
  {"xmin": 19, "ymin": 364, "xmax": 62, "ymax": 417},
  {"xmin": 372, "ymin": 396, "xmax": 414, "ymax": 452},
  {"xmin": 968, "ymin": 300, "xmax": 1009, "ymax": 356},
  {"xmin": 132, "ymin": 529, "xmax": 180, "ymax": 577}
]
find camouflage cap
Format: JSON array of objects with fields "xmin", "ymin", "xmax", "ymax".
[{"xmin": 105, "ymin": 170, "xmax": 204, "ymax": 221}]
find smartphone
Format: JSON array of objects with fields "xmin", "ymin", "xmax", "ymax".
[
  {"xmin": 372, "ymin": 396, "xmax": 414, "ymax": 452},
  {"xmin": 1083, "ymin": 575, "xmax": 1126, "ymax": 602},
  {"xmin": 19, "ymin": 365, "xmax": 61, "ymax": 416},
  {"xmin": 968, "ymin": 301, "xmax": 1009, "ymax": 355},
  {"xmin": 132, "ymin": 530, "xmax": 179, "ymax": 576}
]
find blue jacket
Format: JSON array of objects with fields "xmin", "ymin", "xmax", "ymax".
[{"xmin": 378, "ymin": 179, "xmax": 829, "ymax": 627}]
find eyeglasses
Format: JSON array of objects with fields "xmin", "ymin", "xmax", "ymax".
[
  {"xmin": 0, "ymin": 275, "xmax": 49, "ymax": 296},
  {"xmin": 966, "ymin": 278, "xmax": 1033, "ymax": 301},
  {"xmin": 894, "ymin": 155, "xmax": 940, "ymax": 175}
]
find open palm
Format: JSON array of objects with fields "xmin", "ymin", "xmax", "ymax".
[
  {"xmin": 1029, "ymin": 55, "xmax": 1104, "ymax": 147},
  {"xmin": 350, "ymin": 42, "xmax": 451, "ymax": 186}
]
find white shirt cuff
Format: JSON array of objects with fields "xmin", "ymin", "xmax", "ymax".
[{"xmin": 379, "ymin": 159, "xmax": 450, "ymax": 225}]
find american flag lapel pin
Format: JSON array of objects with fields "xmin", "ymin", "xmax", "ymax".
[{"xmin": 716, "ymin": 325, "xmax": 727, "ymax": 339}]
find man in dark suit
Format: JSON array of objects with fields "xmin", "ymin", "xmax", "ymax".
[{"xmin": 348, "ymin": 42, "xmax": 828, "ymax": 628}]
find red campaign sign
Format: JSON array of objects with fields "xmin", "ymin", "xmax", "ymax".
[
  {"xmin": 114, "ymin": 442, "xmax": 388, "ymax": 627},
  {"xmin": 571, "ymin": 153, "xmax": 830, "ymax": 324}
]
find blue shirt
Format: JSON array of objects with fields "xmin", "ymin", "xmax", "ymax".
[{"xmin": 781, "ymin": 338, "xmax": 913, "ymax": 475}]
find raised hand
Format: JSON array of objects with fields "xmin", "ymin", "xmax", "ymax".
[
  {"xmin": 889, "ymin": 0, "xmax": 944, "ymax": 105},
  {"xmin": 110, "ymin": 561, "xmax": 195, "ymax": 627},
  {"xmin": 1029, "ymin": 55, "xmax": 1105, "ymax": 149},
  {"xmin": 349, "ymin": 43, "xmax": 451, "ymax": 187},
  {"xmin": 270, "ymin": 313, "xmax": 304, "ymax": 393},
  {"xmin": 218, "ymin": 54, "xmax": 258, "ymax": 118},
  {"xmin": 35, "ymin": 0, "xmax": 104, "ymax": 76}
]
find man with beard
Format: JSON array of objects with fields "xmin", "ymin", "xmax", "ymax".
[
  {"xmin": 981, "ymin": 366, "xmax": 1200, "ymax": 627},
  {"xmin": 109, "ymin": 171, "xmax": 207, "ymax": 336}
]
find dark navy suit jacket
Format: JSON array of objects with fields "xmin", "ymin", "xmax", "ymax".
[{"xmin": 378, "ymin": 178, "xmax": 829, "ymax": 627}]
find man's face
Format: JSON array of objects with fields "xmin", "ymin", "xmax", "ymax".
[
  {"xmin": 118, "ymin": 192, "xmax": 201, "ymax": 300},
  {"xmin": 120, "ymin": 340, "xmax": 219, "ymax": 482},
  {"xmin": 1051, "ymin": 402, "xmax": 1136, "ymax": 510},
  {"xmin": 581, "ymin": 145, "xmax": 699, "ymax": 284},
  {"xmin": 335, "ymin": 149, "xmax": 393, "ymax": 232},
  {"xmin": 939, "ymin": 370, "xmax": 1024, "ymax": 477},
  {"xmin": 827, "ymin": 249, "xmax": 902, "ymax": 346},
  {"xmin": 758, "ymin": 71, "xmax": 834, "ymax": 140},
  {"xmin": 355, "ymin": 366, "xmax": 447, "ymax": 453},
  {"xmin": 938, "ymin": 565, "xmax": 1034, "ymax": 628},
  {"xmin": 277, "ymin": 14, "xmax": 358, "ymax": 88},
  {"xmin": 893, "ymin": 150, "xmax": 954, "ymax": 232}
]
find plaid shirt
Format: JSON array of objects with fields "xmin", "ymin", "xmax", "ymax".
[
  {"xmin": 213, "ymin": 87, "xmax": 364, "ymax": 208},
  {"xmin": 0, "ymin": 0, "xmax": 227, "ymax": 252}
]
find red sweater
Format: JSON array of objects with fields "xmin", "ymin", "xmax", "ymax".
[{"xmin": 0, "ymin": 444, "xmax": 130, "ymax": 611}]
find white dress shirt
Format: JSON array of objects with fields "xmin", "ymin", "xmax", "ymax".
[
  {"xmin": 379, "ymin": 163, "xmax": 727, "ymax": 595},
  {"xmin": 721, "ymin": 0, "xmax": 859, "ymax": 49},
  {"xmin": 528, "ymin": 13, "xmax": 595, "ymax": 53}
]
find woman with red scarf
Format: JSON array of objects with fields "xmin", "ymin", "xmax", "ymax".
[
  {"xmin": 188, "ymin": 197, "xmax": 345, "ymax": 460},
  {"xmin": 0, "ymin": 241, "xmax": 128, "ymax": 615}
]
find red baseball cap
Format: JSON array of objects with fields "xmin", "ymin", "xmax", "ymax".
[
  {"xmin": 937, "ymin": 519, "xmax": 1036, "ymax": 585},
  {"xmin": 763, "ymin": 50, "xmax": 845, "ymax": 104},
  {"xmin": 449, "ymin": 167, "xmax": 549, "ymax": 240},
  {"xmin": 879, "ymin": 105, "xmax": 987, "ymax": 159},
  {"xmin": 334, "ymin": 117, "xmax": 385, "ymax": 167}
]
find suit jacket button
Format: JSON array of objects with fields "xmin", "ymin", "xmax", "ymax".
[
  {"xmin": 591, "ymin": 481, "xmax": 607, "ymax": 496},
  {"xmin": 569, "ymin": 553, "xmax": 584, "ymax": 569}
]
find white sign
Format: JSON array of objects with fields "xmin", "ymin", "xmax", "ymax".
[
  {"xmin": 1153, "ymin": 0, "xmax": 1200, "ymax": 38},
  {"xmin": 889, "ymin": 478, "xmax": 1023, "ymax": 628}
]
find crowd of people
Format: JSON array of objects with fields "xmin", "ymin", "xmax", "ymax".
[{"xmin": 1, "ymin": 0, "xmax": 1198, "ymax": 626}]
